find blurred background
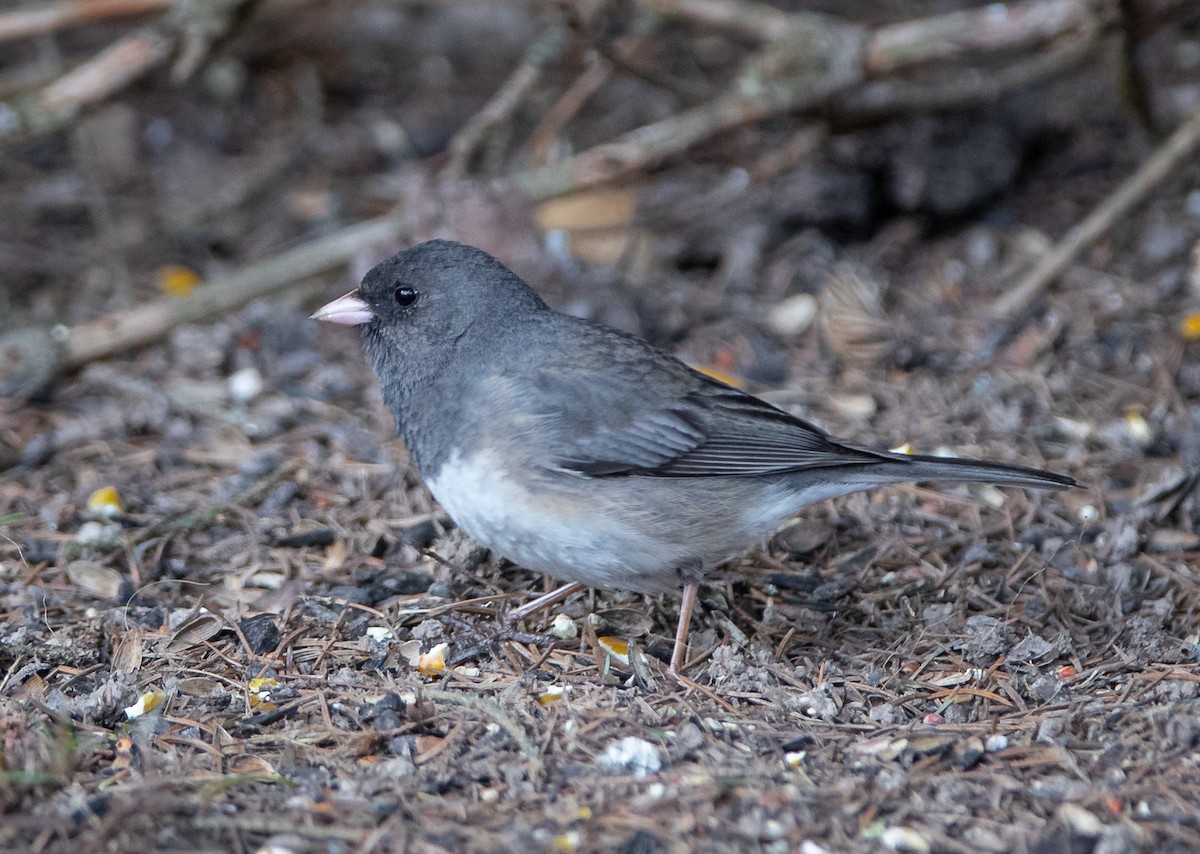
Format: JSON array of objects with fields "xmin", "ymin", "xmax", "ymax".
[{"xmin": 3, "ymin": 1, "xmax": 1200, "ymax": 852}]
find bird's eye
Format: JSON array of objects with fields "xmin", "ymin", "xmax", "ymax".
[{"xmin": 393, "ymin": 286, "xmax": 419, "ymax": 307}]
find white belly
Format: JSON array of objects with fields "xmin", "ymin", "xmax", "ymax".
[{"xmin": 424, "ymin": 449, "xmax": 665, "ymax": 590}]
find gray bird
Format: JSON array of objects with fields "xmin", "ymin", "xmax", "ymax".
[{"xmin": 313, "ymin": 240, "xmax": 1076, "ymax": 673}]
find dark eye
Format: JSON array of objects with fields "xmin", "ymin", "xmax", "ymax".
[{"xmin": 394, "ymin": 286, "xmax": 419, "ymax": 307}]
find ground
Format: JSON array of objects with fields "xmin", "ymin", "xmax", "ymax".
[{"xmin": 2, "ymin": 2, "xmax": 1200, "ymax": 853}]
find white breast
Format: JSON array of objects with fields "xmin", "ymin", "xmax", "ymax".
[{"xmin": 425, "ymin": 449, "xmax": 652, "ymax": 589}]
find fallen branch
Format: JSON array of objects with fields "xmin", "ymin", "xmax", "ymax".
[
  {"xmin": 0, "ymin": 212, "xmax": 409, "ymax": 397},
  {"xmin": 993, "ymin": 104, "xmax": 1200, "ymax": 318},
  {"xmin": 8, "ymin": 25, "xmax": 176, "ymax": 143},
  {"xmin": 0, "ymin": 0, "xmax": 253, "ymax": 147},
  {"xmin": 523, "ymin": 49, "xmax": 613, "ymax": 167},
  {"xmin": 441, "ymin": 19, "xmax": 570, "ymax": 178},
  {"xmin": 508, "ymin": 9, "xmax": 863, "ymax": 202},
  {"xmin": 835, "ymin": 30, "xmax": 1098, "ymax": 122},
  {"xmin": 863, "ymin": 0, "xmax": 1098, "ymax": 75},
  {"xmin": 422, "ymin": 688, "xmax": 543, "ymax": 777},
  {"xmin": 507, "ymin": 0, "xmax": 1121, "ymax": 200},
  {"xmin": 0, "ymin": 0, "xmax": 170, "ymax": 45}
]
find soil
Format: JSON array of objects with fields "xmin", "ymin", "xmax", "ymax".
[{"xmin": 2, "ymin": 3, "xmax": 1200, "ymax": 853}]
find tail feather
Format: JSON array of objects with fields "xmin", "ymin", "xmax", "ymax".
[{"xmin": 881, "ymin": 452, "xmax": 1078, "ymax": 491}]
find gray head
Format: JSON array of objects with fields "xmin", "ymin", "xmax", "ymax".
[
  {"xmin": 313, "ymin": 239, "xmax": 547, "ymax": 391},
  {"xmin": 312, "ymin": 241, "xmax": 550, "ymax": 461}
]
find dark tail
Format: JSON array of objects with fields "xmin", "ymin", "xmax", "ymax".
[{"xmin": 875, "ymin": 451, "xmax": 1078, "ymax": 491}]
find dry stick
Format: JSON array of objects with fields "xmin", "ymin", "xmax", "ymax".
[
  {"xmin": 0, "ymin": 213, "xmax": 407, "ymax": 396},
  {"xmin": 510, "ymin": 0, "xmax": 1114, "ymax": 201},
  {"xmin": 508, "ymin": 50, "xmax": 859, "ymax": 202},
  {"xmin": 441, "ymin": 21, "xmax": 569, "ymax": 179},
  {"xmin": 863, "ymin": 0, "xmax": 1099, "ymax": 75},
  {"xmin": 0, "ymin": 0, "xmax": 170, "ymax": 44},
  {"xmin": 993, "ymin": 105, "xmax": 1200, "ymax": 318},
  {"xmin": 643, "ymin": 0, "xmax": 1105, "ymax": 71},
  {"xmin": 421, "ymin": 688, "xmax": 543, "ymax": 776},
  {"xmin": 638, "ymin": 0, "xmax": 803, "ymax": 42},
  {"xmin": 524, "ymin": 50, "xmax": 613, "ymax": 167},
  {"xmin": 2, "ymin": 25, "xmax": 175, "ymax": 144},
  {"xmin": 836, "ymin": 32, "xmax": 1098, "ymax": 121},
  {"xmin": 65, "ymin": 214, "xmax": 407, "ymax": 367},
  {"xmin": 1, "ymin": 0, "xmax": 254, "ymax": 146}
]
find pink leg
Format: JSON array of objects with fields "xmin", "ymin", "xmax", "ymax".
[
  {"xmin": 669, "ymin": 582, "xmax": 698, "ymax": 674},
  {"xmin": 506, "ymin": 581, "xmax": 587, "ymax": 624}
]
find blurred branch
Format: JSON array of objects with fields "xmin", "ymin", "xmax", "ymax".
[
  {"xmin": 994, "ymin": 105, "xmax": 1200, "ymax": 318},
  {"xmin": 523, "ymin": 49, "xmax": 613, "ymax": 167},
  {"xmin": 864, "ymin": 0, "xmax": 1100, "ymax": 75},
  {"xmin": 441, "ymin": 19, "xmax": 570, "ymax": 178},
  {"xmin": 637, "ymin": 0, "xmax": 808, "ymax": 42},
  {"xmin": 835, "ymin": 29, "xmax": 1098, "ymax": 122},
  {"xmin": 0, "ymin": 213, "xmax": 409, "ymax": 397},
  {"xmin": 0, "ymin": 0, "xmax": 170, "ymax": 45},
  {"xmin": 28, "ymin": 26, "xmax": 175, "ymax": 130},
  {"xmin": 0, "ymin": 0, "xmax": 254, "ymax": 147},
  {"xmin": 509, "ymin": 0, "xmax": 1119, "ymax": 200}
]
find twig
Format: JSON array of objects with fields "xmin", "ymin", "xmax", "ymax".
[
  {"xmin": 0, "ymin": 212, "xmax": 408, "ymax": 396},
  {"xmin": 167, "ymin": 0, "xmax": 254, "ymax": 82},
  {"xmin": 993, "ymin": 105, "xmax": 1200, "ymax": 318},
  {"xmin": 835, "ymin": 31, "xmax": 1098, "ymax": 123},
  {"xmin": 644, "ymin": 0, "xmax": 1105, "ymax": 72},
  {"xmin": 638, "ymin": 0, "xmax": 803, "ymax": 42},
  {"xmin": 863, "ymin": 0, "xmax": 1101, "ymax": 75},
  {"xmin": 0, "ymin": 0, "xmax": 253, "ymax": 147},
  {"xmin": 67, "ymin": 215, "xmax": 405, "ymax": 367},
  {"xmin": 441, "ymin": 20, "xmax": 569, "ymax": 179},
  {"xmin": 523, "ymin": 49, "xmax": 613, "ymax": 167},
  {"xmin": 591, "ymin": 34, "xmax": 709, "ymax": 103},
  {"xmin": 507, "ymin": 38, "xmax": 860, "ymax": 202},
  {"xmin": 509, "ymin": 0, "xmax": 1118, "ymax": 201},
  {"xmin": 189, "ymin": 816, "xmax": 368, "ymax": 842},
  {"xmin": 0, "ymin": 0, "xmax": 170, "ymax": 45},
  {"xmin": 1116, "ymin": 0, "xmax": 1159, "ymax": 136},
  {"xmin": 7, "ymin": 26, "xmax": 176, "ymax": 142},
  {"xmin": 421, "ymin": 688, "xmax": 543, "ymax": 777}
]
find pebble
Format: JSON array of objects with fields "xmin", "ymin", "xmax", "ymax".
[
  {"xmin": 766, "ymin": 293, "xmax": 818, "ymax": 338},
  {"xmin": 228, "ymin": 367, "xmax": 264, "ymax": 403},
  {"xmin": 596, "ymin": 737, "xmax": 662, "ymax": 777}
]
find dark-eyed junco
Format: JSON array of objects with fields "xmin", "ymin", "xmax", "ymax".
[{"xmin": 314, "ymin": 240, "xmax": 1076, "ymax": 673}]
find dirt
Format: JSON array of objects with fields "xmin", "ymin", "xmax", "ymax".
[{"xmin": 2, "ymin": 3, "xmax": 1200, "ymax": 853}]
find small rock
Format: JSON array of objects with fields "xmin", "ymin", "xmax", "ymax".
[
  {"xmin": 1058, "ymin": 803, "xmax": 1102, "ymax": 836},
  {"xmin": 550, "ymin": 613, "xmax": 578, "ymax": 640},
  {"xmin": 228, "ymin": 367, "xmax": 264, "ymax": 403},
  {"xmin": 1036, "ymin": 714, "xmax": 1067, "ymax": 743},
  {"xmin": 1031, "ymin": 673, "xmax": 1063, "ymax": 701},
  {"xmin": 960, "ymin": 615, "xmax": 1014, "ymax": 664},
  {"xmin": 773, "ymin": 518, "xmax": 832, "ymax": 556},
  {"xmin": 1146, "ymin": 528, "xmax": 1200, "ymax": 553},
  {"xmin": 922, "ymin": 603, "xmax": 955, "ymax": 629},
  {"xmin": 880, "ymin": 826, "xmax": 930, "ymax": 852},
  {"xmin": 796, "ymin": 684, "xmax": 840, "ymax": 720},
  {"xmin": 1008, "ymin": 632, "xmax": 1057, "ymax": 663},
  {"xmin": 955, "ymin": 737, "xmax": 985, "ymax": 770},
  {"xmin": 76, "ymin": 521, "xmax": 122, "ymax": 548},
  {"xmin": 829, "ymin": 392, "xmax": 877, "ymax": 420},
  {"xmin": 239, "ymin": 614, "xmax": 282, "ymax": 654},
  {"xmin": 766, "ymin": 293, "xmax": 818, "ymax": 338},
  {"xmin": 66, "ymin": 560, "xmax": 123, "ymax": 600},
  {"xmin": 596, "ymin": 737, "xmax": 662, "ymax": 778}
]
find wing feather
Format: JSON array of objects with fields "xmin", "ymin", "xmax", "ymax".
[{"xmin": 542, "ymin": 368, "xmax": 887, "ymax": 478}]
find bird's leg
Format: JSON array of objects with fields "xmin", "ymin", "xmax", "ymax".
[
  {"xmin": 506, "ymin": 581, "xmax": 588, "ymax": 624},
  {"xmin": 669, "ymin": 582, "xmax": 699, "ymax": 674}
]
